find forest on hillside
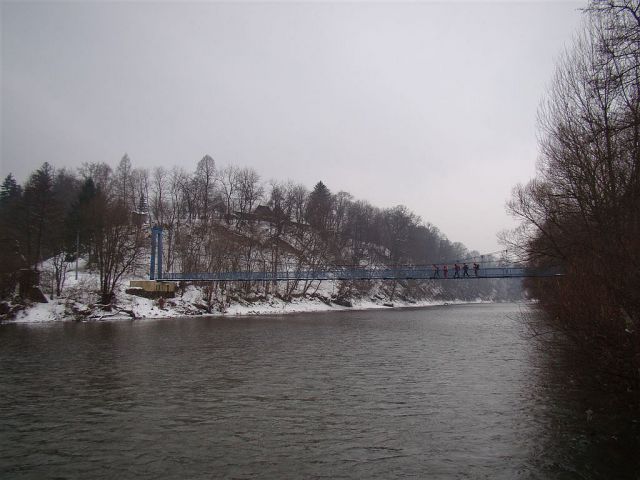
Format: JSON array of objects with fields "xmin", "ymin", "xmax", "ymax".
[{"xmin": 0, "ymin": 155, "xmax": 520, "ymax": 310}]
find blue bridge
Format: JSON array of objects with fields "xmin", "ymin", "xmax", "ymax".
[
  {"xmin": 157, "ymin": 266, "xmax": 562, "ymax": 282},
  {"xmin": 148, "ymin": 227, "xmax": 562, "ymax": 282}
]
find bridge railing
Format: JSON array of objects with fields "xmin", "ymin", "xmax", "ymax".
[{"xmin": 158, "ymin": 266, "xmax": 563, "ymax": 282}]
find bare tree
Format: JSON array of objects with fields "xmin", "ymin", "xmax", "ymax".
[
  {"xmin": 507, "ymin": 1, "xmax": 640, "ymax": 392},
  {"xmin": 195, "ymin": 155, "xmax": 216, "ymax": 222},
  {"xmin": 92, "ymin": 192, "xmax": 146, "ymax": 305},
  {"xmin": 151, "ymin": 166, "xmax": 168, "ymax": 226},
  {"xmin": 132, "ymin": 167, "xmax": 150, "ymax": 215},
  {"xmin": 115, "ymin": 154, "xmax": 135, "ymax": 208},
  {"xmin": 78, "ymin": 162, "xmax": 113, "ymax": 194},
  {"xmin": 235, "ymin": 167, "xmax": 264, "ymax": 227},
  {"xmin": 218, "ymin": 165, "xmax": 239, "ymax": 225}
]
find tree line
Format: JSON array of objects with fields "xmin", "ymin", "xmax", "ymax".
[
  {"xmin": 506, "ymin": 0, "xmax": 640, "ymax": 397},
  {"xmin": 1, "ymin": 154, "xmax": 501, "ymax": 307}
]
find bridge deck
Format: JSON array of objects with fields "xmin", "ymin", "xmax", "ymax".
[{"xmin": 158, "ymin": 267, "xmax": 562, "ymax": 282}]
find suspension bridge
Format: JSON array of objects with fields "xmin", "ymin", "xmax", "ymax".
[{"xmin": 147, "ymin": 226, "xmax": 563, "ymax": 282}]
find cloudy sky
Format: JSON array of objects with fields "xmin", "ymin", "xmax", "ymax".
[{"xmin": 1, "ymin": 1, "xmax": 585, "ymax": 253}]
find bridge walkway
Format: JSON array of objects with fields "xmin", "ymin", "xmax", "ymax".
[{"xmin": 157, "ymin": 266, "xmax": 562, "ymax": 282}]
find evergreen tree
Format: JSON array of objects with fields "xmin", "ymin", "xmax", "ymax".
[
  {"xmin": 0, "ymin": 174, "xmax": 21, "ymax": 205},
  {"xmin": 66, "ymin": 178, "xmax": 99, "ymax": 255},
  {"xmin": 0, "ymin": 173, "xmax": 24, "ymax": 243},
  {"xmin": 23, "ymin": 163, "xmax": 58, "ymax": 266},
  {"xmin": 306, "ymin": 181, "xmax": 333, "ymax": 232},
  {"xmin": 0, "ymin": 174, "xmax": 26, "ymax": 297}
]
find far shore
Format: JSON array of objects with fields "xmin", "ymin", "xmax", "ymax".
[{"xmin": 7, "ymin": 293, "xmax": 517, "ymax": 324}]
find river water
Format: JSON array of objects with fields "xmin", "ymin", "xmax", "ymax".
[{"xmin": 0, "ymin": 303, "xmax": 637, "ymax": 479}]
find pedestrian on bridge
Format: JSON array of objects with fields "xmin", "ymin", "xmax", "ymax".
[
  {"xmin": 443, "ymin": 264, "xmax": 448, "ymax": 278},
  {"xmin": 454, "ymin": 263, "xmax": 460, "ymax": 278},
  {"xmin": 463, "ymin": 263, "xmax": 470, "ymax": 277},
  {"xmin": 473, "ymin": 263, "xmax": 479, "ymax": 277},
  {"xmin": 432, "ymin": 264, "xmax": 440, "ymax": 279}
]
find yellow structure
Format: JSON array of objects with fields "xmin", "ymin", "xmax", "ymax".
[{"xmin": 129, "ymin": 280, "xmax": 176, "ymax": 293}]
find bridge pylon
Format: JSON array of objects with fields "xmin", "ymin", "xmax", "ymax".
[{"xmin": 150, "ymin": 226, "xmax": 163, "ymax": 280}]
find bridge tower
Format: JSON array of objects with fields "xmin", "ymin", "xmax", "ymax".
[{"xmin": 149, "ymin": 226, "xmax": 163, "ymax": 280}]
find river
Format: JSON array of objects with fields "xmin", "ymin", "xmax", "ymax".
[{"xmin": 0, "ymin": 303, "xmax": 637, "ymax": 478}]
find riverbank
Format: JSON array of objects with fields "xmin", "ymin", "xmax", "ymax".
[
  {"xmin": 1, "ymin": 258, "xmax": 522, "ymax": 323},
  {"xmin": 7, "ymin": 284, "xmax": 493, "ymax": 323}
]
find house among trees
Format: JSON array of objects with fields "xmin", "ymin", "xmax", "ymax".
[
  {"xmin": 234, "ymin": 204, "xmax": 275, "ymax": 224},
  {"xmin": 253, "ymin": 205, "xmax": 274, "ymax": 221}
]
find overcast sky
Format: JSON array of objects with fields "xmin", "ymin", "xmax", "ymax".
[{"xmin": 1, "ymin": 1, "xmax": 586, "ymax": 253}]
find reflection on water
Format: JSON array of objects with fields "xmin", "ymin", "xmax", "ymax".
[
  {"xmin": 0, "ymin": 304, "xmax": 637, "ymax": 479},
  {"xmin": 524, "ymin": 316, "xmax": 640, "ymax": 479}
]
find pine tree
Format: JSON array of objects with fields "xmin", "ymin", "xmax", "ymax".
[
  {"xmin": 0, "ymin": 173, "xmax": 26, "ymax": 298},
  {"xmin": 66, "ymin": 178, "xmax": 99, "ymax": 255},
  {"xmin": 0, "ymin": 173, "xmax": 24, "ymax": 242},
  {"xmin": 23, "ymin": 163, "xmax": 58, "ymax": 266},
  {"xmin": 0, "ymin": 174, "xmax": 21, "ymax": 205},
  {"xmin": 306, "ymin": 181, "xmax": 333, "ymax": 232}
]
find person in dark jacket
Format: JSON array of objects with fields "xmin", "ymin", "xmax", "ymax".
[{"xmin": 432, "ymin": 264, "xmax": 440, "ymax": 279}]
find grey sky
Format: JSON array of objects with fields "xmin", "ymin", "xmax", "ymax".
[{"xmin": 1, "ymin": 1, "xmax": 585, "ymax": 253}]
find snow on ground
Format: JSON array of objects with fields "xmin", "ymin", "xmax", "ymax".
[
  {"xmin": 6, "ymin": 259, "xmax": 494, "ymax": 324},
  {"xmin": 13, "ymin": 300, "xmax": 66, "ymax": 323},
  {"xmin": 9, "ymin": 288, "xmax": 484, "ymax": 324}
]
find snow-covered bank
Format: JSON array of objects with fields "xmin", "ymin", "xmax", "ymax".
[
  {"xmin": 8, "ymin": 293, "xmax": 491, "ymax": 324},
  {"xmin": 5, "ymin": 275, "xmax": 497, "ymax": 324},
  {"xmin": 1, "ymin": 256, "xmax": 523, "ymax": 324}
]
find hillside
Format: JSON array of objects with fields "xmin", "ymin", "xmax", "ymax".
[{"xmin": 0, "ymin": 157, "xmax": 524, "ymax": 322}]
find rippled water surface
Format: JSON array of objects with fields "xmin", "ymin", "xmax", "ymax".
[{"xmin": 1, "ymin": 304, "xmax": 637, "ymax": 478}]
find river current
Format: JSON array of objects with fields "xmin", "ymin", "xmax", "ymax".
[{"xmin": 1, "ymin": 303, "xmax": 637, "ymax": 478}]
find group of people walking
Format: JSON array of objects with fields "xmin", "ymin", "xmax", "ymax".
[{"xmin": 431, "ymin": 262, "xmax": 480, "ymax": 279}]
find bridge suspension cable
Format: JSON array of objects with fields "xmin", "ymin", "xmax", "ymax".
[{"xmin": 147, "ymin": 227, "xmax": 562, "ymax": 282}]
